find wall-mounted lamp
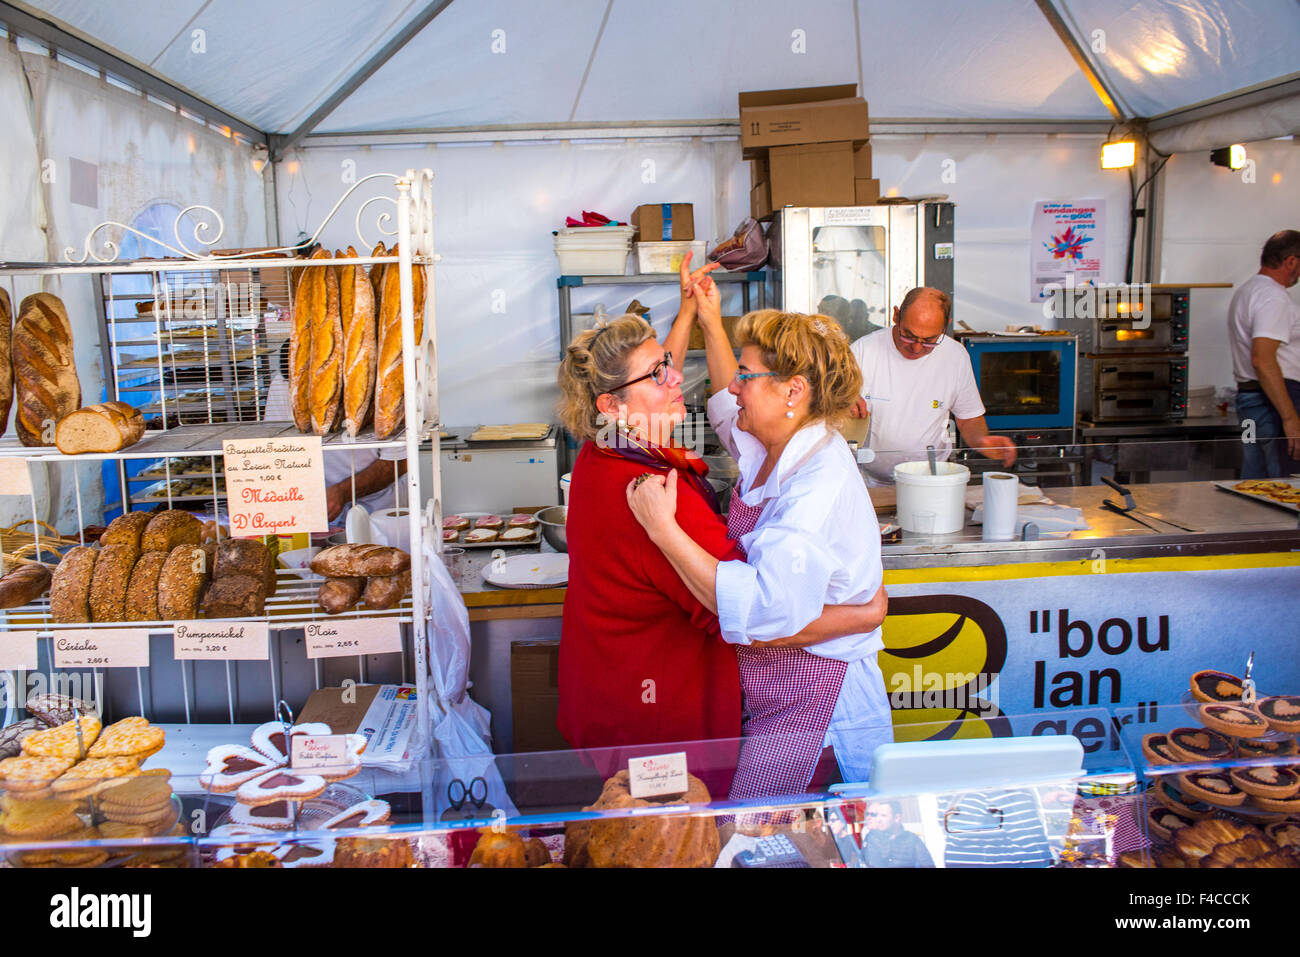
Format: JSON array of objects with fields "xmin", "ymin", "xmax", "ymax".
[
  {"xmin": 1210, "ymin": 145, "xmax": 1246, "ymax": 170},
  {"xmin": 1101, "ymin": 140, "xmax": 1137, "ymax": 169}
]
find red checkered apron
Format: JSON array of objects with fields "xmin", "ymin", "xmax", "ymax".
[{"xmin": 725, "ymin": 489, "xmax": 847, "ymax": 803}]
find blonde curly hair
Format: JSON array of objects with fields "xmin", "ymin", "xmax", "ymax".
[
  {"xmin": 556, "ymin": 314, "xmax": 655, "ymax": 441},
  {"xmin": 734, "ymin": 310, "xmax": 862, "ymax": 428}
]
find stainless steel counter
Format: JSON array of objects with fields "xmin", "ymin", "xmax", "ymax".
[{"xmin": 879, "ymin": 481, "xmax": 1300, "ymax": 568}]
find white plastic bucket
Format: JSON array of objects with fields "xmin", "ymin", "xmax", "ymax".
[
  {"xmin": 893, "ymin": 460, "xmax": 970, "ymax": 534},
  {"xmin": 560, "ymin": 472, "xmax": 572, "ymax": 504}
]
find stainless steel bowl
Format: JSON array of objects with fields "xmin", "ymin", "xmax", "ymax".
[{"xmin": 535, "ymin": 505, "xmax": 568, "ymax": 552}]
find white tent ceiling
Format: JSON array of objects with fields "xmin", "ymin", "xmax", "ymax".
[{"xmin": 9, "ymin": 0, "xmax": 1300, "ymax": 140}]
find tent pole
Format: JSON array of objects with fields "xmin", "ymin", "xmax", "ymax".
[{"xmin": 1033, "ymin": 0, "xmax": 1125, "ymax": 123}]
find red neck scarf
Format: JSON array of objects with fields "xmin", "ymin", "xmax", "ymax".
[{"xmin": 591, "ymin": 428, "xmax": 722, "ymax": 515}]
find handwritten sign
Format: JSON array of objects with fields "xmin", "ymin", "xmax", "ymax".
[
  {"xmin": 0, "ymin": 632, "xmax": 38, "ymax": 670},
  {"xmin": 302, "ymin": 618, "xmax": 402, "ymax": 659},
  {"xmin": 174, "ymin": 622, "xmax": 269, "ymax": 661},
  {"xmin": 52, "ymin": 629, "xmax": 150, "ymax": 669},
  {"xmin": 628, "ymin": 751, "xmax": 689, "ymax": 799},
  {"xmin": 0, "ymin": 458, "xmax": 33, "ymax": 496},
  {"xmin": 291, "ymin": 734, "xmax": 355, "ymax": 771},
  {"xmin": 222, "ymin": 436, "xmax": 327, "ymax": 537}
]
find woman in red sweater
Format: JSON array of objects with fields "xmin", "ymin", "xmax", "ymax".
[{"xmin": 556, "ymin": 262, "xmax": 881, "ymax": 791}]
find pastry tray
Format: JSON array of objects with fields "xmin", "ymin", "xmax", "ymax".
[
  {"xmin": 1213, "ymin": 479, "xmax": 1300, "ymax": 515},
  {"xmin": 443, "ymin": 511, "xmax": 541, "ymax": 549},
  {"xmin": 461, "ymin": 425, "xmax": 555, "ymax": 446}
]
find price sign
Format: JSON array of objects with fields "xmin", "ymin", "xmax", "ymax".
[
  {"xmin": 173, "ymin": 622, "xmax": 269, "ymax": 661},
  {"xmin": 0, "ymin": 458, "xmax": 33, "ymax": 496},
  {"xmin": 291, "ymin": 734, "xmax": 356, "ymax": 771},
  {"xmin": 0, "ymin": 632, "xmax": 38, "ymax": 670},
  {"xmin": 52, "ymin": 629, "xmax": 150, "ymax": 669},
  {"xmin": 628, "ymin": 751, "xmax": 689, "ymax": 799},
  {"xmin": 222, "ymin": 436, "xmax": 328, "ymax": 537},
  {"xmin": 302, "ymin": 618, "xmax": 402, "ymax": 659}
]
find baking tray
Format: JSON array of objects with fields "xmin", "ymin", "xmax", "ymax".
[
  {"xmin": 1213, "ymin": 479, "xmax": 1300, "ymax": 515},
  {"xmin": 461, "ymin": 424, "xmax": 555, "ymax": 446},
  {"xmin": 442, "ymin": 511, "xmax": 542, "ymax": 549}
]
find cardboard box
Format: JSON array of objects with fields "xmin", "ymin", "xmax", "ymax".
[
  {"xmin": 510, "ymin": 640, "xmax": 568, "ymax": 753},
  {"xmin": 854, "ymin": 142, "xmax": 872, "ymax": 178},
  {"xmin": 855, "ymin": 177, "xmax": 881, "ymax": 205},
  {"xmin": 631, "ymin": 203, "xmax": 695, "ymax": 242},
  {"xmin": 769, "ymin": 141, "xmax": 856, "ymax": 208},
  {"xmin": 739, "ymin": 84, "xmax": 868, "ymax": 157},
  {"xmin": 750, "ymin": 180, "xmax": 772, "ymax": 220},
  {"xmin": 750, "ymin": 154, "xmax": 770, "ymax": 187}
]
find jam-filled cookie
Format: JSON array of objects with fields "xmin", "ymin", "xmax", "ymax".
[
  {"xmin": 1175, "ymin": 771, "xmax": 1247, "ymax": 807},
  {"xmin": 1198, "ymin": 703, "xmax": 1271, "ymax": 739},
  {"xmin": 1165, "ymin": 727, "xmax": 1233, "ymax": 763},
  {"xmin": 1189, "ymin": 669, "xmax": 1244, "ymax": 704},
  {"xmin": 1255, "ymin": 696, "xmax": 1300, "ymax": 735},
  {"xmin": 1229, "ymin": 765, "xmax": 1300, "ymax": 800}
]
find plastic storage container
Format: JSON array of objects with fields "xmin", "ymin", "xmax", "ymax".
[
  {"xmin": 554, "ymin": 225, "xmax": 635, "ymax": 275},
  {"xmin": 634, "ymin": 240, "xmax": 708, "ymax": 274},
  {"xmin": 894, "ymin": 460, "xmax": 970, "ymax": 534}
]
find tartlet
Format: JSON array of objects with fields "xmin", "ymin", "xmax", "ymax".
[{"xmin": 1189, "ymin": 669, "xmax": 1244, "ymax": 704}]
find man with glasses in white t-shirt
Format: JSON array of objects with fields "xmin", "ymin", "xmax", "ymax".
[{"xmin": 848, "ymin": 287, "xmax": 1016, "ymax": 485}]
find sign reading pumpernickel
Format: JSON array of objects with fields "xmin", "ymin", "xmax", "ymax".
[{"xmin": 12, "ymin": 293, "xmax": 80, "ymax": 446}]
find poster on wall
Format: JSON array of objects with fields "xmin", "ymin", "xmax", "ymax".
[{"xmin": 1031, "ymin": 200, "xmax": 1105, "ymax": 302}]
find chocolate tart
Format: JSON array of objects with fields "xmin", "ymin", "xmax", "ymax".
[
  {"xmin": 1229, "ymin": 765, "xmax": 1300, "ymax": 800},
  {"xmin": 1190, "ymin": 669, "xmax": 1244, "ymax": 704},
  {"xmin": 1198, "ymin": 703, "xmax": 1271, "ymax": 739},
  {"xmin": 1175, "ymin": 771, "xmax": 1247, "ymax": 807},
  {"xmin": 1152, "ymin": 779, "xmax": 1214, "ymax": 819},
  {"xmin": 1264, "ymin": 821, "xmax": 1300, "ymax": 849},
  {"xmin": 1147, "ymin": 805, "xmax": 1195, "ymax": 842},
  {"xmin": 1255, "ymin": 696, "xmax": 1300, "ymax": 735},
  {"xmin": 1140, "ymin": 733, "xmax": 1180, "ymax": 766},
  {"xmin": 1165, "ymin": 727, "xmax": 1233, "ymax": 763},
  {"xmin": 1249, "ymin": 792, "xmax": 1300, "ymax": 815},
  {"xmin": 1238, "ymin": 736, "xmax": 1299, "ymax": 759}
]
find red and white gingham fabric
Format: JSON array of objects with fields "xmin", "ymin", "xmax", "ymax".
[{"xmin": 725, "ymin": 494, "xmax": 847, "ymax": 802}]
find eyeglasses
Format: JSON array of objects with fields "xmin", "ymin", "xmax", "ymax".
[
  {"xmin": 734, "ymin": 370, "xmax": 780, "ymax": 383},
  {"xmin": 608, "ymin": 351, "xmax": 672, "ymax": 391},
  {"xmin": 896, "ymin": 327, "xmax": 944, "ymax": 349}
]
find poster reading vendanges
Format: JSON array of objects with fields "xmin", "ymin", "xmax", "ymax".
[{"xmin": 1031, "ymin": 200, "xmax": 1105, "ymax": 302}]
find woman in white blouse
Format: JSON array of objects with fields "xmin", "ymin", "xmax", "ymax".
[{"xmin": 627, "ymin": 283, "xmax": 891, "ymax": 796}]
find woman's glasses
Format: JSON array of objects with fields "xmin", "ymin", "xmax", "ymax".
[
  {"xmin": 608, "ymin": 351, "xmax": 673, "ymax": 391},
  {"xmin": 734, "ymin": 370, "xmax": 779, "ymax": 383}
]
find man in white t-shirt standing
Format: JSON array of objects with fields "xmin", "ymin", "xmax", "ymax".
[
  {"xmin": 1227, "ymin": 229, "xmax": 1300, "ymax": 479},
  {"xmin": 849, "ymin": 287, "xmax": 1016, "ymax": 485}
]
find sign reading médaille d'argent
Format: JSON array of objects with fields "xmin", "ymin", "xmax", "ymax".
[{"xmin": 222, "ymin": 436, "xmax": 328, "ymax": 537}]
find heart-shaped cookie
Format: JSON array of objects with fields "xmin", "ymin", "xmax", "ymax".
[
  {"xmin": 251, "ymin": 721, "xmax": 333, "ymax": 763},
  {"xmin": 199, "ymin": 745, "xmax": 284, "ymax": 793},
  {"xmin": 275, "ymin": 840, "xmax": 336, "ymax": 868},
  {"xmin": 236, "ymin": 768, "xmax": 326, "ymax": 807},
  {"xmin": 321, "ymin": 799, "xmax": 391, "ymax": 831},
  {"xmin": 229, "ymin": 801, "xmax": 297, "ymax": 830}
]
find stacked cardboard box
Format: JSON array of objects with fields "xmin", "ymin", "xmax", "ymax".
[{"xmin": 740, "ymin": 85, "xmax": 879, "ymax": 217}]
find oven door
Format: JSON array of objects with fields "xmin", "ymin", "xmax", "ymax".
[
  {"xmin": 1094, "ymin": 318, "xmax": 1173, "ymax": 352},
  {"xmin": 1093, "ymin": 358, "xmax": 1174, "ymax": 392}
]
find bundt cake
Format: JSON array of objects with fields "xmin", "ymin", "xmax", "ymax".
[
  {"xmin": 333, "ymin": 836, "xmax": 415, "ymax": 868},
  {"xmin": 562, "ymin": 770, "xmax": 720, "ymax": 868},
  {"xmin": 468, "ymin": 828, "xmax": 527, "ymax": 868}
]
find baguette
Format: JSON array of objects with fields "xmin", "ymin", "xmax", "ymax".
[
  {"xmin": 0, "ymin": 288, "xmax": 11, "ymax": 434},
  {"xmin": 13, "ymin": 293, "xmax": 81, "ymax": 447},
  {"xmin": 290, "ymin": 248, "xmax": 330, "ymax": 432},
  {"xmin": 0, "ymin": 562, "xmax": 52, "ymax": 610},
  {"xmin": 55, "ymin": 401, "xmax": 145, "ymax": 454},
  {"xmin": 341, "ymin": 246, "xmax": 377, "ymax": 437},
  {"xmin": 310, "ymin": 544, "xmax": 410, "ymax": 578},
  {"xmin": 308, "ymin": 254, "xmax": 343, "ymax": 434},
  {"xmin": 318, "ymin": 577, "xmax": 363, "ymax": 615},
  {"xmin": 369, "ymin": 241, "xmax": 387, "ymax": 307},
  {"xmin": 375, "ymin": 244, "xmax": 406, "ymax": 439}
]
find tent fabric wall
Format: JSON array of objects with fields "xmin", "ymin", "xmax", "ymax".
[
  {"xmin": 280, "ymin": 131, "xmax": 1140, "ymax": 427},
  {"xmin": 1159, "ymin": 136, "xmax": 1300, "ymax": 391},
  {"xmin": 0, "ymin": 44, "xmax": 268, "ymax": 531}
]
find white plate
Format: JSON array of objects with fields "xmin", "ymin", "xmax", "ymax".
[
  {"xmin": 346, "ymin": 504, "xmax": 373, "ymax": 544},
  {"xmin": 278, "ymin": 546, "xmax": 321, "ymax": 580},
  {"xmin": 481, "ymin": 553, "xmax": 569, "ymax": 588}
]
